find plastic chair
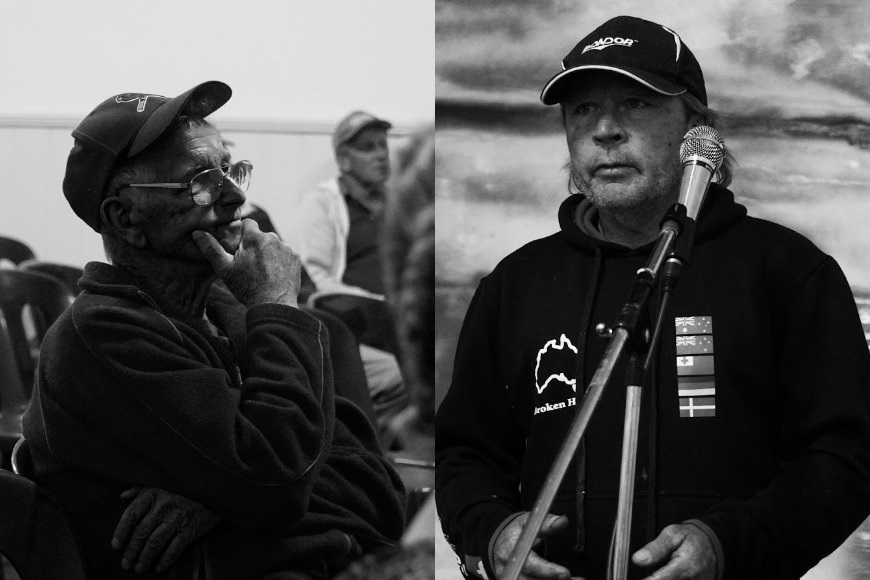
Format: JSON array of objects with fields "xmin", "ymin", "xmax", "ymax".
[
  {"xmin": 0, "ymin": 270, "xmax": 74, "ymax": 399},
  {"xmin": 0, "ymin": 237, "xmax": 36, "ymax": 267},
  {"xmin": 19, "ymin": 260, "xmax": 84, "ymax": 297},
  {"xmin": 0, "ymin": 438, "xmax": 89, "ymax": 579},
  {"xmin": 0, "ymin": 324, "xmax": 26, "ymax": 469}
]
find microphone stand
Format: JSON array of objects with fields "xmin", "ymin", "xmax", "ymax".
[{"xmin": 502, "ymin": 204, "xmax": 690, "ymax": 580}]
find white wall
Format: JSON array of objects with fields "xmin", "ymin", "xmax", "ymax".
[
  {"xmin": 0, "ymin": 0, "xmax": 433, "ymax": 266},
  {"xmin": 0, "ymin": 0, "xmax": 434, "ymax": 125}
]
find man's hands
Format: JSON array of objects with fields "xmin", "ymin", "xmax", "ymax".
[
  {"xmin": 491, "ymin": 512, "xmax": 575, "ymax": 580},
  {"xmin": 632, "ymin": 523, "xmax": 717, "ymax": 580},
  {"xmin": 111, "ymin": 487, "xmax": 220, "ymax": 574},
  {"xmin": 192, "ymin": 218, "xmax": 302, "ymax": 307}
]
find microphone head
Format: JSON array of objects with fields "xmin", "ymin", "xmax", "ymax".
[{"xmin": 680, "ymin": 126, "xmax": 725, "ymax": 171}]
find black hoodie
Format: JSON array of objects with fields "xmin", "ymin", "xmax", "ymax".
[{"xmin": 436, "ymin": 185, "xmax": 870, "ymax": 579}]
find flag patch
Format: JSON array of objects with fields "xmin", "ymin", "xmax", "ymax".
[
  {"xmin": 675, "ymin": 334, "xmax": 714, "ymax": 355},
  {"xmin": 677, "ymin": 376, "xmax": 715, "ymax": 397},
  {"xmin": 675, "ymin": 316, "xmax": 715, "ymax": 418},
  {"xmin": 675, "ymin": 316, "xmax": 713, "ymax": 335},
  {"xmin": 676, "ymin": 355, "xmax": 714, "ymax": 376},
  {"xmin": 679, "ymin": 397, "xmax": 716, "ymax": 417}
]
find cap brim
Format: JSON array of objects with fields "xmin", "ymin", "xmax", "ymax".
[
  {"xmin": 336, "ymin": 119, "xmax": 393, "ymax": 148},
  {"xmin": 353, "ymin": 119, "xmax": 393, "ymax": 135},
  {"xmin": 540, "ymin": 65, "xmax": 686, "ymax": 105},
  {"xmin": 128, "ymin": 80, "xmax": 232, "ymax": 157}
]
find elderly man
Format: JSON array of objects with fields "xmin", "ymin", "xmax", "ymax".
[
  {"xmin": 22, "ymin": 81, "xmax": 405, "ymax": 579},
  {"xmin": 436, "ymin": 15, "xmax": 870, "ymax": 580},
  {"xmin": 293, "ymin": 111, "xmax": 407, "ymax": 441}
]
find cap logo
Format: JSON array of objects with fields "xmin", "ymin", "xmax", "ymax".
[
  {"xmin": 114, "ymin": 93, "xmax": 166, "ymax": 113},
  {"xmin": 582, "ymin": 36, "xmax": 637, "ymax": 54}
]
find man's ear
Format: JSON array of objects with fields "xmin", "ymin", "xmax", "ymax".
[{"xmin": 100, "ymin": 196, "xmax": 147, "ymax": 248}]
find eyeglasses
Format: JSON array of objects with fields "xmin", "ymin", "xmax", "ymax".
[{"xmin": 120, "ymin": 160, "xmax": 253, "ymax": 206}]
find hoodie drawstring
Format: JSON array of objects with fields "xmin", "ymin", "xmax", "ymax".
[{"xmin": 573, "ymin": 245, "xmax": 603, "ymax": 554}]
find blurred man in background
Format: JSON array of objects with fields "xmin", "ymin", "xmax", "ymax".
[
  {"xmin": 293, "ymin": 111, "xmax": 409, "ymax": 446},
  {"xmin": 335, "ymin": 124, "xmax": 435, "ymax": 580}
]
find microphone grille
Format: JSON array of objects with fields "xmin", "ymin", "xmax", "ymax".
[{"xmin": 680, "ymin": 126, "xmax": 725, "ymax": 169}]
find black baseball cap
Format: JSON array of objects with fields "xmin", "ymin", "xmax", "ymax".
[
  {"xmin": 63, "ymin": 81, "xmax": 232, "ymax": 232},
  {"xmin": 540, "ymin": 16, "xmax": 706, "ymax": 106}
]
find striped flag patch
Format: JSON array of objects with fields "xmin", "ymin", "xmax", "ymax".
[
  {"xmin": 677, "ymin": 376, "xmax": 715, "ymax": 397},
  {"xmin": 675, "ymin": 316, "xmax": 716, "ymax": 417}
]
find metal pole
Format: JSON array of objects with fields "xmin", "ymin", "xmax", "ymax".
[{"xmin": 611, "ymin": 382, "xmax": 643, "ymax": 579}]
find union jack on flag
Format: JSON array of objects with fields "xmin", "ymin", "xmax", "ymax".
[
  {"xmin": 675, "ymin": 315, "xmax": 713, "ymax": 335},
  {"xmin": 676, "ymin": 336, "xmax": 696, "ymax": 346}
]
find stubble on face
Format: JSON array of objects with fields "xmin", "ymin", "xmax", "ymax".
[
  {"xmin": 560, "ymin": 72, "xmax": 694, "ymax": 227},
  {"xmin": 568, "ymin": 153, "xmax": 683, "ymax": 218}
]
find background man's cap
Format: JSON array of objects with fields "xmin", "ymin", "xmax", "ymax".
[
  {"xmin": 540, "ymin": 15, "xmax": 706, "ymax": 106},
  {"xmin": 333, "ymin": 110, "xmax": 392, "ymax": 151},
  {"xmin": 63, "ymin": 81, "xmax": 232, "ymax": 232}
]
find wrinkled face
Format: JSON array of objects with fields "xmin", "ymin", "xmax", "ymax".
[
  {"xmin": 126, "ymin": 123, "xmax": 246, "ymax": 260},
  {"xmin": 563, "ymin": 71, "xmax": 698, "ymax": 214},
  {"xmin": 339, "ymin": 126, "xmax": 391, "ymax": 186}
]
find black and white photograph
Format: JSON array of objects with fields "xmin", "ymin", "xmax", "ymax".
[
  {"xmin": 0, "ymin": 1, "xmax": 433, "ymax": 578},
  {"xmin": 436, "ymin": 1, "xmax": 870, "ymax": 579}
]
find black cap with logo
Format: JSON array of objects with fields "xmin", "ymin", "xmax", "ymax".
[{"xmin": 540, "ymin": 15, "xmax": 706, "ymax": 106}]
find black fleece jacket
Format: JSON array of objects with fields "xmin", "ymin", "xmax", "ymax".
[
  {"xmin": 23, "ymin": 262, "xmax": 405, "ymax": 579},
  {"xmin": 436, "ymin": 186, "xmax": 870, "ymax": 579}
]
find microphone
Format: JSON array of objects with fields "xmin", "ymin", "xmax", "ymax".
[
  {"xmin": 659, "ymin": 126, "xmax": 725, "ymax": 289},
  {"xmin": 677, "ymin": 125, "xmax": 725, "ymax": 223}
]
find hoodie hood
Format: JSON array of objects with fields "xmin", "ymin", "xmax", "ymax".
[{"xmin": 558, "ymin": 183, "xmax": 748, "ymax": 254}]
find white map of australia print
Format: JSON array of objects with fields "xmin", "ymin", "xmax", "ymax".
[{"xmin": 535, "ymin": 334, "xmax": 578, "ymax": 394}]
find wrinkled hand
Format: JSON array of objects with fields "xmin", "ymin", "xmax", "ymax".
[
  {"xmin": 192, "ymin": 218, "xmax": 301, "ymax": 307},
  {"xmin": 111, "ymin": 486, "xmax": 220, "ymax": 574},
  {"xmin": 632, "ymin": 524, "xmax": 717, "ymax": 580},
  {"xmin": 491, "ymin": 512, "xmax": 576, "ymax": 580}
]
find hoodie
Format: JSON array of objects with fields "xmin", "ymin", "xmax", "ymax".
[
  {"xmin": 23, "ymin": 262, "xmax": 405, "ymax": 579},
  {"xmin": 435, "ymin": 186, "xmax": 870, "ymax": 579}
]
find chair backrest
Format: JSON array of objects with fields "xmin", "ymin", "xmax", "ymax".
[
  {"xmin": 0, "ymin": 463, "xmax": 89, "ymax": 579},
  {"xmin": 0, "ymin": 236, "xmax": 36, "ymax": 266},
  {"xmin": 19, "ymin": 260, "xmax": 85, "ymax": 296},
  {"xmin": 0, "ymin": 319, "xmax": 26, "ymax": 451},
  {"xmin": 0, "ymin": 270, "xmax": 75, "ymax": 397}
]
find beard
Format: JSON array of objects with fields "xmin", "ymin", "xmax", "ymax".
[{"xmin": 568, "ymin": 156, "xmax": 683, "ymax": 218}]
